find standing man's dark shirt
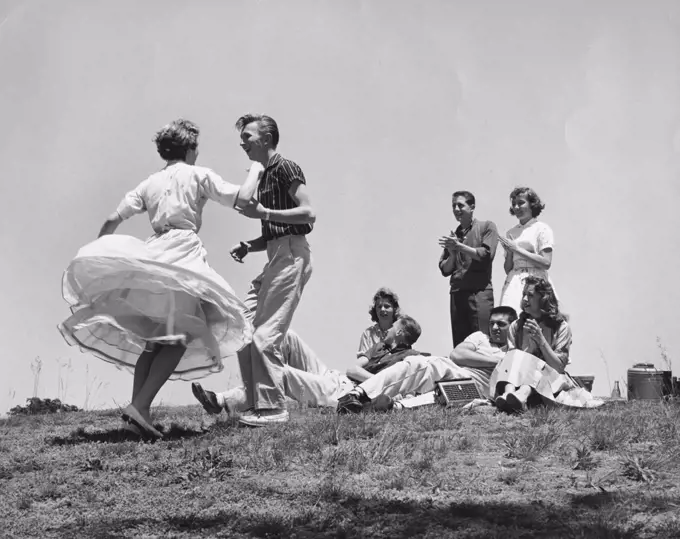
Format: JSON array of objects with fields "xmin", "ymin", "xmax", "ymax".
[
  {"xmin": 258, "ymin": 153, "xmax": 313, "ymax": 241},
  {"xmin": 440, "ymin": 218, "xmax": 498, "ymax": 346}
]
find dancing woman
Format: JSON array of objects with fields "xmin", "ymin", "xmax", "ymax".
[{"xmin": 59, "ymin": 119, "xmax": 261, "ymax": 438}]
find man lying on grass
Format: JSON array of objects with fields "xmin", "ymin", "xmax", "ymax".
[
  {"xmin": 191, "ymin": 316, "xmax": 426, "ymax": 417},
  {"xmin": 336, "ymin": 306, "xmax": 517, "ymax": 414}
]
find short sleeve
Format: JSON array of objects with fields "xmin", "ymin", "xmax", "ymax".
[
  {"xmin": 462, "ymin": 331, "xmax": 486, "ymax": 351},
  {"xmin": 279, "ymin": 160, "xmax": 306, "ymax": 189},
  {"xmin": 200, "ymin": 168, "xmax": 240, "ymax": 207},
  {"xmin": 536, "ymin": 223, "xmax": 554, "ymax": 253},
  {"xmin": 357, "ymin": 327, "xmax": 374, "ymax": 357},
  {"xmin": 507, "ymin": 321, "xmax": 519, "ymax": 350},
  {"xmin": 116, "ymin": 181, "xmax": 147, "ymax": 220},
  {"xmin": 552, "ymin": 321, "xmax": 572, "ymax": 367}
]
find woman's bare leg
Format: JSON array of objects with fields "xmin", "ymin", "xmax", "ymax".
[
  {"xmin": 514, "ymin": 384, "xmax": 532, "ymax": 404},
  {"xmin": 131, "ymin": 344, "xmax": 186, "ymax": 419},
  {"xmin": 132, "ymin": 346, "xmax": 160, "ymax": 410}
]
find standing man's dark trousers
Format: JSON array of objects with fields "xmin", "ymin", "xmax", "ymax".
[{"xmin": 450, "ymin": 289, "xmax": 494, "ymax": 347}]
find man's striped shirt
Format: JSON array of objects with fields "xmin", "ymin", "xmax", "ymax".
[{"xmin": 258, "ymin": 153, "xmax": 313, "ymax": 241}]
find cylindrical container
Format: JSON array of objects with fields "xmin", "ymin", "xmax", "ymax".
[
  {"xmin": 573, "ymin": 375, "xmax": 594, "ymax": 392},
  {"xmin": 627, "ymin": 363, "xmax": 664, "ymax": 400},
  {"xmin": 662, "ymin": 371, "xmax": 673, "ymax": 396}
]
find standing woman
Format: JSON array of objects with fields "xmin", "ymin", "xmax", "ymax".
[
  {"xmin": 58, "ymin": 119, "xmax": 261, "ymax": 438},
  {"xmin": 498, "ymin": 187, "xmax": 556, "ymax": 315},
  {"xmin": 356, "ymin": 287, "xmax": 402, "ymax": 359}
]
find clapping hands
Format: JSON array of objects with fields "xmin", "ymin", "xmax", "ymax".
[
  {"xmin": 438, "ymin": 232, "xmax": 462, "ymax": 253},
  {"xmin": 498, "ymin": 235, "xmax": 519, "ymax": 253},
  {"xmin": 523, "ymin": 318, "xmax": 546, "ymax": 347}
]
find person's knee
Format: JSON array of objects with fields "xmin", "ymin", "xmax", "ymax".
[{"xmin": 251, "ymin": 329, "xmax": 283, "ymax": 357}]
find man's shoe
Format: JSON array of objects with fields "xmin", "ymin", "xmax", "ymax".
[
  {"xmin": 337, "ymin": 393, "xmax": 364, "ymax": 414},
  {"xmin": 191, "ymin": 382, "xmax": 224, "ymax": 415},
  {"xmin": 367, "ymin": 393, "xmax": 394, "ymax": 413},
  {"xmin": 238, "ymin": 408, "xmax": 289, "ymax": 427}
]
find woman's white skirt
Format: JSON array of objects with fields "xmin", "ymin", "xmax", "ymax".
[
  {"xmin": 499, "ymin": 267, "xmax": 557, "ymax": 315},
  {"xmin": 58, "ymin": 231, "xmax": 252, "ymax": 380}
]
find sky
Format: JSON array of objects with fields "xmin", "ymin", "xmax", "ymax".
[{"xmin": 1, "ymin": 0, "xmax": 679, "ymax": 413}]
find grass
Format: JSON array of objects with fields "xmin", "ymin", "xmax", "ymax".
[{"xmin": 1, "ymin": 400, "xmax": 680, "ymax": 538}]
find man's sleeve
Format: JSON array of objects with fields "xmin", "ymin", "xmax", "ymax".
[
  {"xmin": 280, "ymin": 160, "xmax": 306, "ymax": 189},
  {"xmin": 461, "ymin": 331, "xmax": 484, "ymax": 351},
  {"xmin": 439, "ymin": 248, "xmax": 453, "ymax": 277},
  {"xmin": 474, "ymin": 221, "xmax": 498, "ymax": 261}
]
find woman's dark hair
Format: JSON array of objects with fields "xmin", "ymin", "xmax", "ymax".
[
  {"xmin": 154, "ymin": 119, "xmax": 199, "ymax": 161},
  {"xmin": 368, "ymin": 287, "xmax": 401, "ymax": 324},
  {"xmin": 509, "ymin": 187, "xmax": 545, "ymax": 218},
  {"xmin": 522, "ymin": 276, "xmax": 566, "ymax": 328}
]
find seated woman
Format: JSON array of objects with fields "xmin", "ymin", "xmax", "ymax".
[
  {"xmin": 490, "ymin": 276, "xmax": 603, "ymax": 412},
  {"xmin": 347, "ymin": 287, "xmax": 402, "ymax": 382}
]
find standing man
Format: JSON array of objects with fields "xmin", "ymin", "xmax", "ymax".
[
  {"xmin": 230, "ymin": 114, "xmax": 315, "ymax": 427},
  {"xmin": 438, "ymin": 191, "xmax": 498, "ymax": 347}
]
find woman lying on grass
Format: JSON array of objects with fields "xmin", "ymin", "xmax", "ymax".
[{"xmin": 490, "ymin": 276, "xmax": 604, "ymax": 412}]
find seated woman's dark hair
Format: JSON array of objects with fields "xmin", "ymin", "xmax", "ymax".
[
  {"xmin": 368, "ymin": 287, "xmax": 401, "ymax": 323},
  {"xmin": 522, "ymin": 276, "xmax": 566, "ymax": 327},
  {"xmin": 509, "ymin": 187, "xmax": 545, "ymax": 218},
  {"xmin": 154, "ymin": 119, "xmax": 199, "ymax": 161}
]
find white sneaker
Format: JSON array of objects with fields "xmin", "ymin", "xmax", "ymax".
[{"xmin": 238, "ymin": 408, "xmax": 289, "ymax": 427}]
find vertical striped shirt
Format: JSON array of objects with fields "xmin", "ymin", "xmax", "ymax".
[{"xmin": 258, "ymin": 153, "xmax": 313, "ymax": 241}]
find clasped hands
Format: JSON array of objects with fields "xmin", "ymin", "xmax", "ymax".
[
  {"xmin": 438, "ymin": 232, "xmax": 462, "ymax": 254},
  {"xmin": 523, "ymin": 318, "xmax": 547, "ymax": 348},
  {"xmin": 498, "ymin": 235, "xmax": 520, "ymax": 253}
]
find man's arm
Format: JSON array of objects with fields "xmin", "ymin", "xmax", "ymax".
[
  {"xmin": 238, "ymin": 180, "xmax": 316, "ymax": 225},
  {"xmin": 242, "ymin": 236, "xmax": 268, "ymax": 253},
  {"xmin": 268, "ymin": 181, "xmax": 316, "ymax": 224},
  {"xmin": 346, "ymin": 356, "xmax": 374, "ymax": 383},
  {"xmin": 449, "ymin": 342, "xmax": 499, "ymax": 369},
  {"xmin": 439, "ymin": 248, "xmax": 455, "ymax": 276},
  {"xmin": 479, "ymin": 221, "xmax": 499, "ymax": 261}
]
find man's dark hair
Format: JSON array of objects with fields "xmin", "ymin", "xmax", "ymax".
[
  {"xmin": 490, "ymin": 306, "xmax": 518, "ymax": 323},
  {"xmin": 452, "ymin": 191, "xmax": 475, "ymax": 206},
  {"xmin": 235, "ymin": 114, "xmax": 280, "ymax": 148}
]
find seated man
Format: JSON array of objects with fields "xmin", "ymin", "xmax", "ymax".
[
  {"xmin": 347, "ymin": 315, "xmax": 428, "ymax": 383},
  {"xmin": 337, "ymin": 306, "xmax": 517, "ymax": 414},
  {"xmin": 192, "ymin": 315, "xmax": 424, "ymax": 415}
]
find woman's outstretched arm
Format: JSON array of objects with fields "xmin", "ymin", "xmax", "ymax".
[{"xmin": 98, "ymin": 213, "xmax": 123, "ymax": 237}]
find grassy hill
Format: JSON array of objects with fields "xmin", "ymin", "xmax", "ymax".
[{"xmin": 1, "ymin": 400, "xmax": 679, "ymax": 538}]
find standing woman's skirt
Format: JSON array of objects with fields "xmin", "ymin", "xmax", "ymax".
[
  {"xmin": 58, "ymin": 230, "xmax": 253, "ymax": 380},
  {"xmin": 499, "ymin": 267, "xmax": 558, "ymax": 315}
]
